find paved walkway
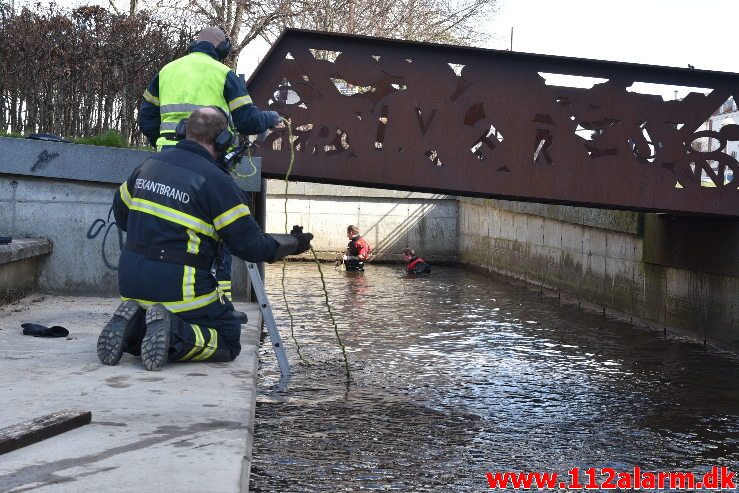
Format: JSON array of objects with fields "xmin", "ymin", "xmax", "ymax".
[{"xmin": 0, "ymin": 295, "xmax": 261, "ymax": 493}]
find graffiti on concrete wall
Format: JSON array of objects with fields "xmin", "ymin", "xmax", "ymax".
[{"xmin": 86, "ymin": 205, "xmax": 123, "ymax": 270}]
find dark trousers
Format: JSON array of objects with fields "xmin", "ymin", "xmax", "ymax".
[
  {"xmin": 124, "ymin": 301, "xmax": 244, "ymax": 362},
  {"xmin": 345, "ymin": 259, "xmax": 364, "ymax": 271}
]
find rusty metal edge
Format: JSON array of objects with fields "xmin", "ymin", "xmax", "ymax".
[
  {"xmin": 260, "ymin": 172, "xmax": 738, "ymax": 218},
  {"xmin": 248, "ymin": 29, "xmax": 739, "ymax": 89}
]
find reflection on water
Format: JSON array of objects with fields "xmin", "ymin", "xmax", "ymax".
[{"xmin": 249, "ymin": 263, "xmax": 739, "ymax": 492}]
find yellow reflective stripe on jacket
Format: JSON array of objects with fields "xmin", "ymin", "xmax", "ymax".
[
  {"xmin": 121, "ymin": 290, "xmax": 219, "ymax": 313},
  {"xmin": 143, "ymin": 89, "xmax": 160, "ymax": 106},
  {"xmin": 161, "ymin": 103, "xmax": 204, "ymax": 113},
  {"xmin": 192, "ymin": 328, "xmax": 218, "ymax": 361},
  {"xmin": 158, "ymin": 111, "xmax": 191, "ymax": 134},
  {"xmin": 217, "ymin": 280, "xmax": 232, "ymax": 301},
  {"xmin": 182, "ymin": 230, "xmax": 200, "ymax": 300},
  {"xmin": 213, "ymin": 204, "xmax": 250, "ymax": 230},
  {"xmin": 185, "ymin": 229, "xmax": 201, "ymax": 254},
  {"xmin": 129, "ymin": 198, "xmax": 217, "ymax": 238},
  {"xmin": 228, "ymin": 95, "xmax": 252, "ymax": 111},
  {"xmin": 159, "ymin": 122, "xmax": 179, "ymax": 132},
  {"xmin": 119, "ymin": 182, "xmax": 132, "ymax": 208},
  {"xmin": 156, "ymin": 139, "xmax": 179, "ymax": 151},
  {"xmin": 179, "ymin": 324, "xmax": 205, "ymax": 361},
  {"xmin": 182, "ymin": 266, "xmax": 196, "ymax": 299}
]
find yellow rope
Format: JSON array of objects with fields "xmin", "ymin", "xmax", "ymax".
[
  {"xmin": 278, "ymin": 117, "xmax": 350, "ymax": 379},
  {"xmin": 309, "ymin": 245, "xmax": 351, "ymax": 381},
  {"xmin": 281, "ymin": 260, "xmax": 306, "ymax": 363},
  {"xmin": 230, "ymin": 144, "xmax": 258, "ymax": 178},
  {"xmin": 282, "ymin": 118, "xmax": 295, "ymax": 234},
  {"xmin": 276, "ymin": 118, "xmax": 307, "ymax": 363}
]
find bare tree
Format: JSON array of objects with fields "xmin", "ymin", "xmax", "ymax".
[
  {"xmin": 124, "ymin": 0, "xmax": 494, "ymax": 70},
  {"xmin": 0, "ymin": 4, "xmax": 191, "ymax": 143},
  {"xmin": 106, "ymin": 0, "xmax": 140, "ymax": 15},
  {"xmin": 126, "ymin": 0, "xmax": 295, "ymax": 68},
  {"xmin": 288, "ymin": 0, "xmax": 496, "ymax": 46}
]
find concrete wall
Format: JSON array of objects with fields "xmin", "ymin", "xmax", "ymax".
[
  {"xmin": 458, "ymin": 197, "xmax": 739, "ymax": 352},
  {"xmin": 265, "ymin": 180, "xmax": 458, "ymax": 262},
  {"xmin": 0, "ymin": 175, "xmax": 123, "ymax": 296},
  {"xmin": 0, "ymin": 175, "xmax": 458, "ymax": 297},
  {"xmin": 0, "ymin": 174, "xmax": 263, "ymax": 300},
  {"xmin": 0, "ymin": 136, "xmax": 458, "ymax": 298},
  {"xmin": 0, "ymin": 137, "xmax": 158, "ymax": 296},
  {"xmin": 0, "ymin": 137, "xmax": 263, "ymax": 299}
]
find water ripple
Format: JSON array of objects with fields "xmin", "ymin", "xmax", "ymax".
[{"xmin": 250, "ymin": 264, "xmax": 739, "ymax": 492}]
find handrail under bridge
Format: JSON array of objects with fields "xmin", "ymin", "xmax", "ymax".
[{"xmin": 248, "ymin": 29, "xmax": 739, "ymax": 217}]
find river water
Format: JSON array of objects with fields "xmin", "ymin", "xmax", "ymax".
[{"xmin": 249, "ymin": 263, "xmax": 739, "ymax": 492}]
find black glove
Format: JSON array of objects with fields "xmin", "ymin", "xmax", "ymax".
[
  {"xmin": 290, "ymin": 225, "xmax": 313, "ymax": 255},
  {"xmin": 21, "ymin": 323, "xmax": 69, "ymax": 338},
  {"xmin": 146, "ymin": 133, "xmax": 159, "ymax": 148},
  {"xmin": 266, "ymin": 111, "xmax": 281, "ymax": 128}
]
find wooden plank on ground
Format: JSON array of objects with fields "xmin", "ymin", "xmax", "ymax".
[{"xmin": 0, "ymin": 409, "xmax": 92, "ymax": 455}]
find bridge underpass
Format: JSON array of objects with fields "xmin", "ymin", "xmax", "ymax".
[
  {"xmin": 247, "ymin": 30, "xmax": 739, "ymax": 352},
  {"xmin": 244, "ymin": 33, "xmax": 739, "ymax": 482},
  {"xmin": 247, "ymin": 29, "xmax": 739, "ymax": 218}
]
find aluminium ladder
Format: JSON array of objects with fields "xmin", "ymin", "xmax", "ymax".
[{"xmin": 244, "ymin": 262, "xmax": 290, "ymax": 380}]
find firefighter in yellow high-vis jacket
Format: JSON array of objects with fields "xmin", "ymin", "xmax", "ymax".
[{"xmin": 137, "ymin": 26, "xmax": 280, "ymax": 302}]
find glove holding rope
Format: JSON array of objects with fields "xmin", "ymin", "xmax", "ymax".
[
  {"xmin": 290, "ymin": 225, "xmax": 314, "ymax": 255},
  {"xmin": 268, "ymin": 225, "xmax": 313, "ymax": 261},
  {"xmin": 266, "ymin": 111, "xmax": 282, "ymax": 129}
]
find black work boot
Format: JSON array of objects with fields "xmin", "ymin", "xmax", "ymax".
[
  {"xmin": 141, "ymin": 304, "xmax": 172, "ymax": 371},
  {"xmin": 97, "ymin": 300, "xmax": 143, "ymax": 366}
]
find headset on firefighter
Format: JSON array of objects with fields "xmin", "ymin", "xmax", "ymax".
[{"xmin": 174, "ymin": 111, "xmax": 234, "ymax": 154}]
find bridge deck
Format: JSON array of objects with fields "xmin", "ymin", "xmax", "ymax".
[{"xmin": 249, "ymin": 29, "xmax": 739, "ymax": 217}]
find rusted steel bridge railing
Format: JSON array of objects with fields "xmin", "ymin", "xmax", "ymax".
[{"xmin": 248, "ymin": 29, "xmax": 739, "ymax": 217}]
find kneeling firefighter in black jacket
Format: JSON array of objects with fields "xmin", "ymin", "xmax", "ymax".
[{"xmin": 97, "ymin": 107, "xmax": 313, "ymax": 370}]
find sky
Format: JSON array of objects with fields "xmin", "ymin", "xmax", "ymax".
[
  {"xmin": 480, "ymin": 0, "xmax": 739, "ymax": 100},
  {"xmin": 237, "ymin": 0, "xmax": 739, "ymax": 101},
  {"xmin": 240, "ymin": 0, "xmax": 739, "ymax": 76},
  {"xmin": 485, "ymin": 0, "xmax": 739, "ymax": 73},
  {"xmin": 25, "ymin": 0, "xmax": 739, "ymax": 93}
]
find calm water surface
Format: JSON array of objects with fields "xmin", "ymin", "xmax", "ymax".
[{"xmin": 249, "ymin": 263, "xmax": 739, "ymax": 492}]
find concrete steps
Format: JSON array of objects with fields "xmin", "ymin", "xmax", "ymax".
[{"xmin": 0, "ymin": 238, "xmax": 53, "ymax": 305}]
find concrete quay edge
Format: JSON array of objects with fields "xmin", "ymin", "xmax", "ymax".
[
  {"xmin": 0, "ymin": 238, "xmax": 53, "ymax": 265},
  {"xmin": 0, "ymin": 295, "xmax": 261, "ymax": 493}
]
